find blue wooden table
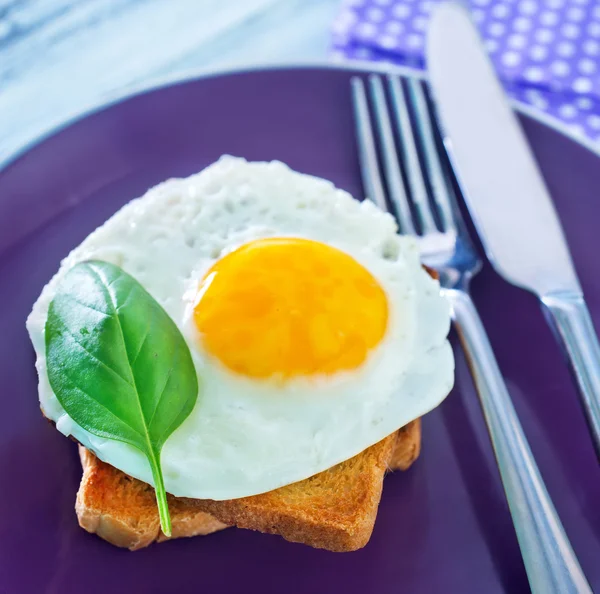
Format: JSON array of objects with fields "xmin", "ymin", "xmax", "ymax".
[{"xmin": 0, "ymin": 0, "xmax": 340, "ymax": 162}]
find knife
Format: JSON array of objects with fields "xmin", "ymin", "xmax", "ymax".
[{"xmin": 427, "ymin": 2, "xmax": 600, "ymax": 459}]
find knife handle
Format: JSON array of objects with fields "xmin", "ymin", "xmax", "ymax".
[
  {"xmin": 542, "ymin": 291, "xmax": 600, "ymax": 457},
  {"xmin": 446, "ymin": 289, "xmax": 591, "ymax": 594}
]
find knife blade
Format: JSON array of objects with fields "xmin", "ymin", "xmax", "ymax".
[{"xmin": 427, "ymin": 2, "xmax": 600, "ymax": 457}]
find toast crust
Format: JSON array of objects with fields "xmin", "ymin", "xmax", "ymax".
[
  {"xmin": 76, "ymin": 419, "xmax": 421, "ymax": 551},
  {"xmin": 389, "ymin": 418, "xmax": 421, "ymax": 470}
]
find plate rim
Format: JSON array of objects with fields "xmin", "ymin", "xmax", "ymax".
[{"xmin": 1, "ymin": 59, "xmax": 599, "ymax": 174}]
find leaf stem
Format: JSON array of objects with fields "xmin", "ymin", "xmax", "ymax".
[{"xmin": 147, "ymin": 446, "xmax": 172, "ymax": 538}]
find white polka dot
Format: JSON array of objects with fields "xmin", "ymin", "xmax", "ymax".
[
  {"xmin": 374, "ymin": 0, "xmax": 392, "ymax": 5},
  {"xmin": 407, "ymin": 34, "xmax": 423, "ymax": 48},
  {"xmin": 332, "ymin": 10, "xmax": 357, "ymax": 34},
  {"xmin": 508, "ymin": 34, "xmax": 526, "ymax": 49},
  {"xmin": 367, "ymin": 7, "xmax": 384, "ymax": 22},
  {"xmin": 513, "ymin": 17, "xmax": 532, "ymax": 32},
  {"xmin": 579, "ymin": 58, "xmax": 597, "ymax": 75},
  {"xmin": 392, "ymin": 4, "xmax": 411, "ymax": 19},
  {"xmin": 525, "ymin": 67, "xmax": 545, "ymax": 82},
  {"xmin": 530, "ymin": 45, "xmax": 548, "ymax": 61},
  {"xmin": 420, "ymin": 0, "xmax": 434, "ymax": 13},
  {"xmin": 573, "ymin": 0, "xmax": 588, "ymax": 5},
  {"xmin": 525, "ymin": 90, "xmax": 549, "ymax": 110},
  {"xmin": 535, "ymin": 29, "xmax": 554, "ymax": 44},
  {"xmin": 567, "ymin": 7, "xmax": 585, "ymax": 21},
  {"xmin": 380, "ymin": 35, "xmax": 398, "ymax": 49},
  {"xmin": 492, "ymin": 4, "xmax": 510, "ymax": 18},
  {"xmin": 589, "ymin": 23, "xmax": 600, "ymax": 38},
  {"xmin": 576, "ymin": 96, "xmax": 593, "ymax": 110},
  {"xmin": 559, "ymin": 104, "xmax": 578, "ymax": 119},
  {"xmin": 574, "ymin": 78, "xmax": 593, "ymax": 93},
  {"xmin": 519, "ymin": 0, "xmax": 538, "ymax": 15},
  {"xmin": 485, "ymin": 38, "xmax": 499, "ymax": 53},
  {"xmin": 473, "ymin": 0, "xmax": 490, "ymax": 6},
  {"xmin": 547, "ymin": 0, "xmax": 564, "ymax": 7},
  {"xmin": 385, "ymin": 21, "xmax": 403, "ymax": 35},
  {"xmin": 346, "ymin": 0, "xmax": 365, "ymax": 5},
  {"xmin": 593, "ymin": 6, "xmax": 600, "ymax": 18},
  {"xmin": 557, "ymin": 42, "xmax": 576, "ymax": 58},
  {"xmin": 472, "ymin": 9, "xmax": 485, "ymax": 23},
  {"xmin": 551, "ymin": 61, "xmax": 571, "ymax": 77},
  {"xmin": 562, "ymin": 24, "xmax": 580, "ymax": 39},
  {"xmin": 502, "ymin": 51, "xmax": 521, "ymax": 67},
  {"xmin": 584, "ymin": 40, "xmax": 600, "ymax": 55},
  {"xmin": 489, "ymin": 22, "xmax": 506, "ymax": 37},
  {"xmin": 540, "ymin": 11, "xmax": 559, "ymax": 26},
  {"xmin": 413, "ymin": 16, "xmax": 428, "ymax": 32},
  {"xmin": 336, "ymin": 9, "xmax": 357, "ymax": 26},
  {"xmin": 588, "ymin": 115, "xmax": 600, "ymax": 129},
  {"xmin": 357, "ymin": 22, "xmax": 377, "ymax": 38}
]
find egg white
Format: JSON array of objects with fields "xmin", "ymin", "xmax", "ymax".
[{"xmin": 27, "ymin": 156, "xmax": 454, "ymax": 500}]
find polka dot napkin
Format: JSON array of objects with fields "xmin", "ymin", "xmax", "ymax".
[{"xmin": 332, "ymin": 0, "xmax": 600, "ymax": 142}]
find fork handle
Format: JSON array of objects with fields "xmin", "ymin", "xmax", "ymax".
[
  {"xmin": 542, "ymin": 291, "xmax": 600, "ymax": 458},
  {"xmin": 446, "ymin": 289, "xmax": 591, "ymax": 594}
]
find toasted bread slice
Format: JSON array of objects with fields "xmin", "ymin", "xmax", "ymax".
[
  {"xmin": 76, "ymin": 419, "xmax": 421, "ymax": 551},
  {"xmin": 76, "ymin": 448, "xmax": 229, "ymax": 550}
]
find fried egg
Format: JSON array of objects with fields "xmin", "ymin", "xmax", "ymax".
[{"xmin": 27, "ymin": 156, "xmax": 454, "ymax": 500}]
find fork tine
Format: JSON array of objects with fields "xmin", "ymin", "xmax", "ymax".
[
  {"xmin": 350, "ymin": 77, "xmax": 388, "ymax": 211},
  {"xmin": 406, "ymin": 79, "xmax": 456, "ymax": 234},
  {"xmin": 367, "ymin": 75, "xmax": 416, "ymax": 235},
  {"xmin": 387, "ymin": 75, "xmax": 437, "ymax": 235}
]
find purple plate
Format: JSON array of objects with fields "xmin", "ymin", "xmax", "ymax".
[{"xmin": 1, "ymin": 65, "xmax": 600, "ymax": 594}]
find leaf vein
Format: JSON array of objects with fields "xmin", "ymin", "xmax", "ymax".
[
  {"xmin": 57, "ymin": 321, "xmax": 135, "ymax": 391},
  {"xmin": 130, "ymin": 328, "xmax": 150, "ymax": 368},
  {"xmin": 63, "ymin": 294, "xmax": 110, "ymax": 318},
  {"xmin": 58, "ymin": 371, "xmax": 141, "ymax": 441},
  {"xmin": 87, "ymin": 262, "xmax": 154, "ymax": 439},
  {"xmin": 146, "ymin": 365, "xmax": 174, "ymax": 435}
]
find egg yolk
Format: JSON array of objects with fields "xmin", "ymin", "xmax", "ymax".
[{"xmin": 193, "ymin": 237, "xmax": 388, "ymax": 379}]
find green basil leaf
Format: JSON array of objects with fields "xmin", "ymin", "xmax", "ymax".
[{"xmin": 45, "ymin": 260, "xmax": 199, "ymax": 537}]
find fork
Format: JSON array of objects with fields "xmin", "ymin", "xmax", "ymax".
[{"xmin": 351, "ymin": 74, "xmax": 591, "ymax": 594}]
